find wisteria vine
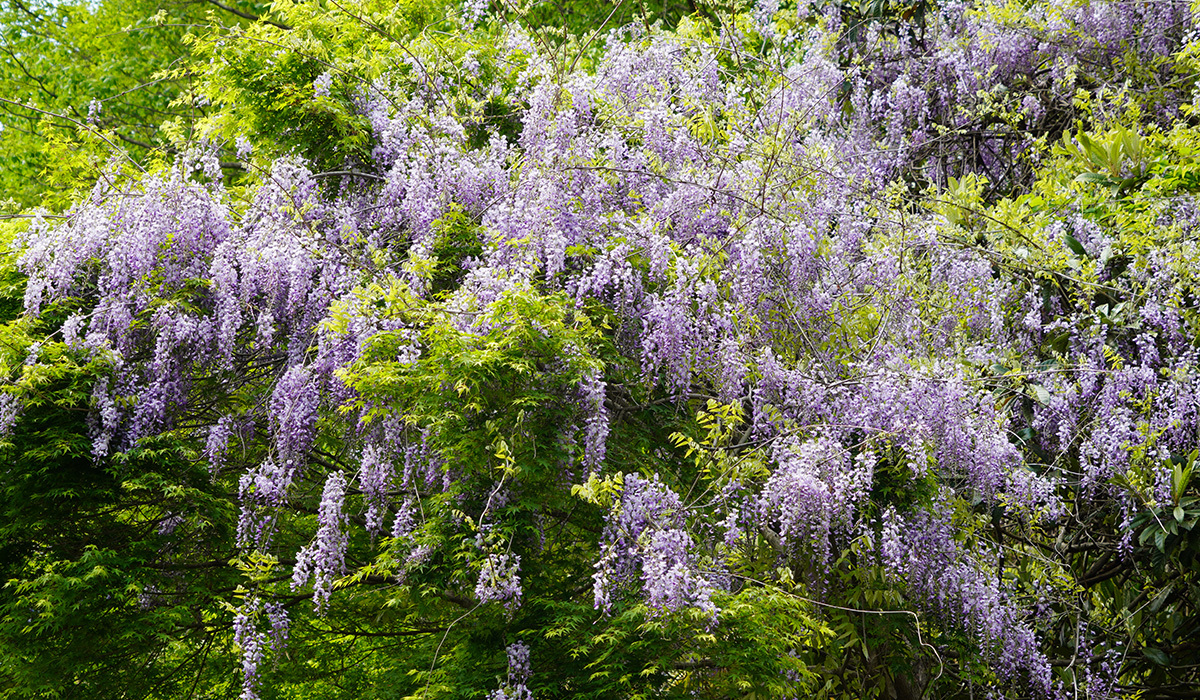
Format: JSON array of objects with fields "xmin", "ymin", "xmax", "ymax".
[{"xmin": 7, "ymin": 0, "xmax": 1200, "ymax": 696}]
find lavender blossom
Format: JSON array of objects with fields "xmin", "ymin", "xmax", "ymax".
[
  {"xmin": 594, "ymin": 474, "xmax": 717, "ymax": 619},
  {"xmin": 313, "ymin": 71, "xmax": 333, "ymax": 98},
  {"xmin": 270, "ymin": 365, "xmax": 319, "ymax": 464},
  {"xmin": 233, "ymin": 601, "xmax": 266, "ymax": 700},
  {"xmin": 462, "ymin": 0, "xmax": 488, "ymax": 26},
  {"xmin": 488, "ymin": 640, "xmax": 533, "ymax": 700},
  {"xmin": 292, "ymin": 471, "xmax": 349, "ymax": 611},
  {"xmin": 9, "ymin": 6, "xmax": 1196, "ymax": 694},
  {"xmin": 757, "ymin": 436, "xmax": 872, "ymax": 569},
  {"xmin": 475, "ymin": 552, "xmax": 522, "ymax": 612},
  {"xmin": 578, "ymin": 368, "xmax": 609, "ymax": 474},
  {"xmin": 0, "ymin": 392, "xmax": 21, "ymax": 439},
  {"xmin": 357, "ymin": 444, "xmax": 394, "ymax": 537}
]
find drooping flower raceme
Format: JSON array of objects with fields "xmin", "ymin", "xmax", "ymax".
[
  {"xmin": 232, "ymin": 597, "xmax": 289, "ymax": 700},
  {"xmin": 594, "ymin": 474, "xmax": 716, "ymax": 619},
  {"xmin": 757, "ymin": 435, "xmax": 873, "ymax": 572},
  {"xmin": 292, "ymin": 471, "xmax": 349, "ymax": 611},
  {"xmin": 476, "ymin": 552, "xmax": 523, "ymax": 612},
  {"xmin": 487, "ymin": 640, "xmax": 533, "ymax": 700}
]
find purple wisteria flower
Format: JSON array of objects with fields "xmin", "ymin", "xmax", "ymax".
[
  {"xmin": 578, "ymin": 368, "xmax": 609, "ymax": 474},
  {"xmin": 292, "ymin": 471, "xmax": 349, "ymax": 611},
  {"xmin": 313, "ymin": 71, "xmax": 333, "ymax": 98},
  {"xmin": 487, "ymin": 640, "xmax": 533, "ymax": 700},
  {"xmin": 475, "ymin": 552, "xmax": 522, "ymax": 612},
  {"xmin": 594, "ymin": 474, "xmax": 717, "ymax": 619},
  {"xmin": 232, "ymin": 598, "xmax": 289, "ymax": 700}
]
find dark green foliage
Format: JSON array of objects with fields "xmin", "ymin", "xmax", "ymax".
[{"xmin": 0, "ymin": 342, "xmax": 241, "ymax": 698}]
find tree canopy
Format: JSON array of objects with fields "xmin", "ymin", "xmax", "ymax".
[{"xmin": 3, "ymin": 1, "xmax": 1200, "ymax": 699}]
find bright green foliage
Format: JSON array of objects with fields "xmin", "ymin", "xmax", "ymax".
[
  {"xmin": 0, "ymin": 0, "xmax": 262, "ymax": 210},
  {"xmin": 189, "ymin": 0, "xmax": 459, "ymax": 173},
  {"xmin": 0, "ymin": 278, "xmax": 240, "ymax": 697},
  {"xmin": 313, "ymin": 283, "xmax": 826, "ymax": 698}
]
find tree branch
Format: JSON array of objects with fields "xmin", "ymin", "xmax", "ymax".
[{"xmin": 201, "ymin": 0, "xmax": 292, "ymax": 30}]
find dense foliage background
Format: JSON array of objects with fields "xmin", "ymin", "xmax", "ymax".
[{"xmin": 3, "ymin": 0, "xmax": 1200, "ymax": 698}]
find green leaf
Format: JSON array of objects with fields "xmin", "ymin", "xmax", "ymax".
[
  {"xmin": 1143, "ymin": 647, "xmax": 1171, "ymax": 666},
  {"xmin": 1062, "ymin": 233, "xmax": 1087, "ymax": 256},
  {"xmin": 1149, "ymin": 584, "xmax": 1174, "ymax": 613}
]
